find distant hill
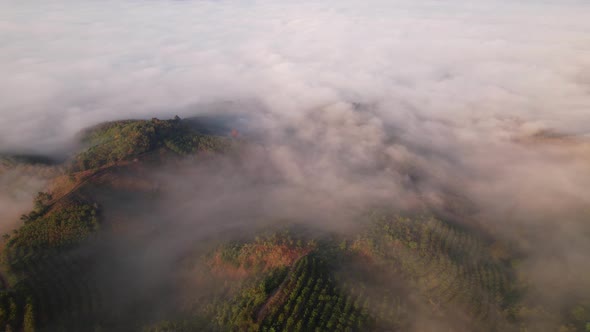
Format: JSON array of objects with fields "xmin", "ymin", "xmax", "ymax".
[{"xmin": 73, "ymin": 116, "xmax": 234, "ymax": 171}]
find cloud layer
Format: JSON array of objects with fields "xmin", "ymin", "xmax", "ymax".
[{"xmin": 1, "ymin": 0, "xmax": 589, "ymax": 153}]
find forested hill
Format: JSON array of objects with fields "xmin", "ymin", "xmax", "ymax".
[
  {"xmin": 0, "ymin": 117, "xmax": 587, "ymax": 332},
  {"xmin": 73, "ymin": 116, "xmax": 234, "ymax": 171},
  {"xmin": 0, "ymin": 116, "xmax": 234, "ymax": 331}
]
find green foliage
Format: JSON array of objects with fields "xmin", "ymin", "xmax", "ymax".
[
  {"xmin": 23, "ymin": 298, "xmax": 35, "ymax": 332},
  {"xmin": 565, "ymin": 300, "xmax": 590, "ymax": 331},
  {"xmin": 20, "ymin": 192, "xmax": 53, "ymax": 224},
  {"xmin": 163, "ymin": 130, "xmax": 230, "ymax": 155},
  {"xmin": 76, "ymin": 120, "xmax": 157, "ymax": 170},
  {"xmin": 7, "ymin": 203, "xmax": 98, "ymax": 253},
  {"xmin": 353, "ymin": 214, "xmax": 518, "ymax": 330},
  {"xmin": 572, "ymin": 302, "xmax": 590, "ymax": 322},
  {"xmin": 259, "ymin": 255, "xmax": 368, "ymax": 332},
  {"xmin": 215, "ymin": 231, "xmax": 313, "ymax": 272},
  {"xmin": 211, "ymin": 254, "xmax": 369, "ymax": 331},
  {"xmin": 259, "ymin": 267, "xmax": 289, "ymax": 294},
  {"xmin": 0, "ymin": 199, "xmax": 101, "ymax": 331},
  {"xmin": 74, "ymin": 117, "xmax": 232, "ymax": 171},
  {"xmin": 33, "ymin": 192, "xmax": 52, "ymax": 211},
  {"xmin": 0, "ymin": 245, "xmax": 106, "ymax": 331},
  {"xmin": 223, "ymin": 267, "xmax": 291, "ymax": 330},
  {"xmin": 218, "ymin": 242, "xmax": 244, "ymax": 267},
  {"xmin": 8, "ymin": 298, "xmax": 17, "ymax": 329}
]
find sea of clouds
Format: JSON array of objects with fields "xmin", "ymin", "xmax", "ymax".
[{"xmin": 1, "ymin": 0, "xmax": 589, "ymax": 153}]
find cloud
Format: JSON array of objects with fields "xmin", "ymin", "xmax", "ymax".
[
  {"xmin": 0, "ymin": 163, "xmax": 54, "ymax": 234},
  {"xmin": 1, "ymin": 0, "xmax": 589, "ymax": 153}
]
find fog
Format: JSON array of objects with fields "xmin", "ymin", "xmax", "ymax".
[
  {"xmin": 1, "ymin": 0, "xmax": 590, "ymax": 330},
  {"xmin": 1, "ymin": 0, "xmax": 589, "ymax": 152}
]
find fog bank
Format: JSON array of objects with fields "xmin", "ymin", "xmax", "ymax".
[{"xmin": 1, "ymin": 0, "xmax": 589, "ymax": 153}]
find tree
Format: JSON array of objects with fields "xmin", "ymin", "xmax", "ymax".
[
  {"xmin": 24, "ymin": 298, "xmax": 35, "ymax": 332},
  {"xmin": 8, "ymin": 298, "xmax": 17, "ymax": 329},
  {"xmin": 33, "ymin": 192, "xmax": 52, "ymax": 212},
  {"xmin": 0, "ymin": 305, "xmax": 6, "ymax": 328}
]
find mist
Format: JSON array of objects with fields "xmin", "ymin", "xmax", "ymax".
[
  {"xmin": 1, "ymin": 0, "xmax": 590, "ymax": 330},
  {"xmin": 1, "ymin": 0, "xmax": 589, "ymax": 151}
]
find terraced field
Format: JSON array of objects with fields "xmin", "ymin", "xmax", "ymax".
[
  {"xmin": 351, "ymin": 215, "xmax": 518, "ymax": 330},
  {"xmin": 195, "ymin": 215, "xmax": 522, "ymax": 331},
  {"xmin": 258, "ymin": 255, "xmax": 368, "ymax": 332}
]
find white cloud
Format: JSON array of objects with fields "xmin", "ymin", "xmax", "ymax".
[{"xmin": 0, "ymin": 0, "xmax": 589, "ymax": 152}]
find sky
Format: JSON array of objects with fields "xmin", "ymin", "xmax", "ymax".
[{"xmin": 0, "ymin": 0, "xmax": 589, "ymax": 153}]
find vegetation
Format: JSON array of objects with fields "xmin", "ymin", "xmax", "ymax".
[
  {"xmin": 212, "ymin": 231, "xmax": 314, "ymax": 273},
  {"xmin": 0, "ymin": 117, "xmax": 587, "ymax": 331},
  {"xmin": 259, "ymin": 255, "xmax": 368, "ymax": 332},
  {"xmin": 346, "ymin": 214, "xmax": 518, "ymax": 330},
  {"xmin": 74, "ymin": 116, "xmax": 233, "ymax": 171},
  {"xmin": 207, "ymin": 253, "xmax": 368, "ymax": 332},
  {"xmin": 0, "ymin": 116, "xmax": 239, "ymax": 331},
  {"xmin": 9, "ymin": 202, "xmax": 98, "ymax": 253},
  {"xmin": 0, "ymin": 189, "xmax": 101, "ymax": 330}
]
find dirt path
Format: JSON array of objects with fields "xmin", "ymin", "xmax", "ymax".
[
  {"xmin": 45, "ymin": 166, "xmax": 113, "ymax": 210},
  {"xmin": 45, "ymin": 149, "xmax": 160, "ymax": 208}
]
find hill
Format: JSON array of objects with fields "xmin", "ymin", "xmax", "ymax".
[{"xmin": 0, "ymin": 116, "xmax": 587, "ymax": 332}]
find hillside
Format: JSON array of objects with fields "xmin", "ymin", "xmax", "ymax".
[{"xmin": 0, "ymin": 116, "xmax": 587, "ymax": 332}]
